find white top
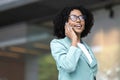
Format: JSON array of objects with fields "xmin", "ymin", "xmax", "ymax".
[{"xmin": 77, "ymin": 43, "xmax": 93, "ymax": 64}]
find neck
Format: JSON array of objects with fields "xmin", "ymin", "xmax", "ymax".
[{"xmin": 76, "ymin": 33, "xmax": 81, "ymax": 43}]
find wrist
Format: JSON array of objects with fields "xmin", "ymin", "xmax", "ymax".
[{"xmin": 71, "ymin": 41, "xmax": 77, "ymax": 47}]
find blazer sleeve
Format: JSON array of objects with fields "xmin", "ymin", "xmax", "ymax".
[{"xmin": 50, "ymin": 39, "xmax": 82, "ymax": 73}]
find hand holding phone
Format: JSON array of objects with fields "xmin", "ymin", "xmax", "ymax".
[{"xmin": 65, "ymin": 22, "xmax": 78, "ymax": 46}]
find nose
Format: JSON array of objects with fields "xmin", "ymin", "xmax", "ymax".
[{"xmin": 76, "ymin": 18, "xmax": 81, "ymax": 23}]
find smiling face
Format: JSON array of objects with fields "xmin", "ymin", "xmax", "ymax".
[{"xmin": 68, "ymin": 9, "xmax": 85, "ymax": 34}]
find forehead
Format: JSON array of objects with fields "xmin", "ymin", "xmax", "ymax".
[{"xmin": 70, "ymin": 9, "xmax": 83, "ymax": 16}]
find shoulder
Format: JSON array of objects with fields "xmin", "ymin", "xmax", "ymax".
[
  {"xmin": 50, "ymin": 38, "xmax": 65, "ymax": 45},
  {"xmin": 50, "ymin": 37, "xmax": 71, "ymax": 48}
]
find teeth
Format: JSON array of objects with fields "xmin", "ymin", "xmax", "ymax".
[{"xmin": 76, "ymin": 25, "xmax": 81, "ymax": 28}]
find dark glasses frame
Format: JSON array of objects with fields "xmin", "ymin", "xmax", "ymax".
[{"xmin": 69, "ymin": 15, "xmax": 86, "ymax": 22}]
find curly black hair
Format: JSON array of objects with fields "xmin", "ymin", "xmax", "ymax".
[{"xmin": 53, "ymin": 6, "xmax": 94, "ymax": 38}]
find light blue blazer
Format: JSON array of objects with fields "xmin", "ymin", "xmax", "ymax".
[{"xmin": 50, "ymin": 37, "xmax": 98, "ymax": 80}]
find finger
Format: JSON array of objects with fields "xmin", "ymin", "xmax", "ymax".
[
  {"xmin": 67, "ymin": 24, "xmax": 73, "ymax": 31},
  {"xmin": 65, "ymin": 23, "xmax": 69, "ymax": 36},
  {"xmin": 65, "ymin": 23, "xmax": 70, "ymax": 32},
  {"xmin": 65, "ymin": 23, "xmax": 68, "ymax": 32}
]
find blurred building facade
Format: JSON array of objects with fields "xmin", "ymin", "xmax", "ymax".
[{"xmin": 86, "ymin": 5, "xmax": 120, "ymax": 80}]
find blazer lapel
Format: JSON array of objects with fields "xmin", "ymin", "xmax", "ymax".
[
  {"xmin": 81, "ymin": 52, "xmax": 92, "ymax": 66},
  {"xmin": 82, "ymin": 41, "xmax": 97, "ymax": 68}
]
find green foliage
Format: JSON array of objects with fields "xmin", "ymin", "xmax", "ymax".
[{"xmin": 38, "ymin": 54, "xmax": 58, "ymax": 80}]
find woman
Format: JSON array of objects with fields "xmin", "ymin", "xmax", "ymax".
[{"xmin": 50, "ymin": 6, "xmax": 98, "ymax": 80}]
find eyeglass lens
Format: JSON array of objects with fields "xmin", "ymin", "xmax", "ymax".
[{"xmin": 70, "ymin": 15, "xmax": 85, "ymax": 21}]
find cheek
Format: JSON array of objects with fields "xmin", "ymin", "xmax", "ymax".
[
  {"xmin": 82, "ymin": 22, "xmax": 85, "ymax": 28},
  {"xmin": 68, "ymin": 20, "xmax": 73, "ymax": 24},
  {"xmin": 82, "ymin": 21, "xmax": 85, "ymax": 25},
  {"xmin": 67, "ymin": 20, "xmax": 75, "ymax": 26},
  {"xmin": 81, "ymin": 22, "xmax": 85, "ymax": 30}
]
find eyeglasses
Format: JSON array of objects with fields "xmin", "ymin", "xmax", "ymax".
[{"xmin": 69, "ymin": 15, "xmax": 86, "ymax": 22}]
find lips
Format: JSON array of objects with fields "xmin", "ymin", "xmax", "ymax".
[{"xmin": 75, "ymin": 24, "xmax": 82, "ymax": 28}]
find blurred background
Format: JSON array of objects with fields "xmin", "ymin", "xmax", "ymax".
[{"xmin": 0, "ymin": 0, "xmax": 120, "ymax": 80}]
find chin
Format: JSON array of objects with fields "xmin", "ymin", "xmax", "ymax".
[{"xmin": 75, "ymin": 30, "xmax": 83, "ymax": 34}]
